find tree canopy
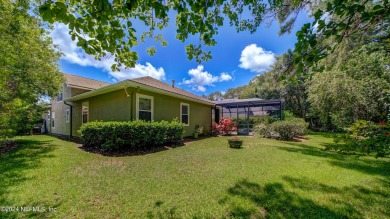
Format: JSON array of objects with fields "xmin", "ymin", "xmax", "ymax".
[
  {"xmin": 0, "ymin": 0, "xmax": 63, "ymax": 139},
  {"xmin": 36, "ymin": 0, "xmax": 389, "ymax": 75},
  {"xmin": 215, "ymin": 8, "xmax": 389, "ymax": 130}
]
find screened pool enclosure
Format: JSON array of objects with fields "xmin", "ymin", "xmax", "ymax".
[{"xmin": 212, "ymin": 98, "xmax": 282, "ymax": 135}]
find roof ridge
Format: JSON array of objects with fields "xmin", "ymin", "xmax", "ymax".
[
  {"xmin": 63, "ymin": 73, "xmax": 111, "ymax": 85},
  {"xmin": 129, "ymin": 76, "xmax": 213, "ymax": 104}
]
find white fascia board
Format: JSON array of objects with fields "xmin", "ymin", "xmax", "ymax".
[{"xmin": 65, "ymin": 80, "xmax": 214, "ymax": 106}]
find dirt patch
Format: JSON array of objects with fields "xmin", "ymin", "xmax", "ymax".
[
  {"xmin": 77, "ymin": 136, "xmax": 213, "ymax": 157},
  {"xmin": 0, "ymin": 140, "xmax": 19, "ymax": 154},
  {"xmin": 293, "ymin": 136, "xmax": 309, "ymax": 142}
]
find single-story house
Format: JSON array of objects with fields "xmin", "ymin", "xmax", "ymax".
[{"xmin": 48, "ymin": 73, "xmax": 214, "ymax": 137}]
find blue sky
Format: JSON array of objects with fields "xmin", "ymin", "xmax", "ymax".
[{"xmin": 52, "ymin": 11, "xmax": 311, "ymax": 95}]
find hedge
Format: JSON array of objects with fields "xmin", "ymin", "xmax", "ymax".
[{"xmin": 78, "ymin": 120, "xmax": 184, "ymax": 151}]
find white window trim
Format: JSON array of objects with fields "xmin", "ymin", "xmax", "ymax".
[
  {"xmin": 65, "ymin": 109, "xmax": 70, "ymax": 123},
  {"xmin": 136, "ymin": 93, "xmax": 154, "ymax": 121},
  {"xmin": 180, "ymin": 102, "xmax": 190, "ymax": 126},
  {"xmin": 51, "ymin": 112, "xmax": 55, "ymax": 129},
  {"xmin": 57, "ymin": 85, "xmax": 64, "ymax": 103},
  {"xmin": 82, "ymin": 101, "xmax": 89, "ymax": 124}
]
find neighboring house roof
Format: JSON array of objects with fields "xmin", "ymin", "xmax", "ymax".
[
  {"xmin": 64, "ymin": 73, "xmax": 110, "ymax": 90},
  {"xmin": 65, "ymin": 76, "xmax": 214, "ymax": 106}
]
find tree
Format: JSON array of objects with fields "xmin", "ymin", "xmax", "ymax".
[
  {"xmin": 36, "ymin": 0, "xmax": 389, "ymax": 74},
  {"xmin": 0, "ymin": 0, "xmax": 63, "ymax": 139},
  {"xmin": 292, "ymin": 0, "xmax": 389, "ymax": 76},
  {"xmin": 238, "ymin": 52, "xmax": 310, "ymax": 120},
  {"xmin": 305, "ymin": 10, "xmax": 390, "ymax": 129},
  {"xmin": 223, "ymin": 85, "xmax": 248, "ymax": 99},
  {"xmin": 221, "ymin": 15, "xmax": 390, "ymax": 129},
  {"xmin": 308, "ymin": 46, "xmax": 390, "ymax": 129},
  {"xmin": 206, "ymin": 91, "xmax": 224, "ymax": 101}
]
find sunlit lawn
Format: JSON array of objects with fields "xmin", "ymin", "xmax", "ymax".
[{"xmin": 1, "ymin": 133, "xmax": 389, "ymax": 218}]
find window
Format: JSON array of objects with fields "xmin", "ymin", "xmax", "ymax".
[
  {"xmin": 51, "ymin": 112, "xmax": 55, "ymax": 128},
  {"xmin": 56, "ymin": 87, "xmax": 63, "ymax": 102},
  {"xmin": 65, "ymin": 109, "xmax": 70, "ymax": 123},
  {"xmin": 180, "ymin": 103, "xmax": 190, "ymax": 126},
  {"xmin": 82, "ymin": 102, "xmax": 89, "ymax": 124},
  {"xmin": 136, "ymin": 94, "xmax": 153, "ymax": 121},
  {"xmin": 47, "ymin": 110, "xmax": 50, "ymax": 120}
]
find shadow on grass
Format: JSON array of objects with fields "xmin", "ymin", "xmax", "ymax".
[
  {"xmin": 222, "ymin": 177, "xmax": 390, "ymax": 218},
  {"xmin": 221, "ymin": 179, "xmax": 344, "ymax": 218},
  {"xmin": 146, "ymin": 204, "xmax": 180, "ymax": 219},
  {"xmin": 306, "ymin": 131, "xmax": 339, "ymax": 138},
  {"xmin": 0, "ymin": 139, "xmax": 58, "ymax": 218},
  {"xmin": 276, "ymin": 143, "xmax": 390, "ymax": 178}
]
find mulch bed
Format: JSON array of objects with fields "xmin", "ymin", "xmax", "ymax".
[
  {"xmin": 78, "ymin": 136, "xmax": 212, "ymax": 157},
  {"xmin": 0, "ymin": 140, "xmax": 19, "ymax": 155},
  {"xmin": 78, "ymin": 143, "xmax": 185, "ymax": 157},
  {"xmin": 293, "ymin": 136, "xmax": 309, "ymax": 142}
]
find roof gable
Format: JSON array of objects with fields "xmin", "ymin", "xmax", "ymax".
[
  {"xmin": 65, "ymin": 76, "xmax": 214, "ymax": 105},
  {"xmin": 64, "ymin": 73, "xmax": 110, "ymax": 90},
  {"xmin": 129, "ymin": 76, "xmax": 214, "ymax": 105}
]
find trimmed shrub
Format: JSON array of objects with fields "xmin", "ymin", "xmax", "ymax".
[
  {"xmin": 253, "ymin": 123, "xmax": 274, "ymax": 138},
  {"xmin": 79, "ymin": 119, "xmax": 184, "ymax": 151},
  {"xmin": 270, "ymin": 118, "xmax": 308, "ymax": 141},
  {"xmin": 254, "ymin": 115, "xmax": 308, "ymax": 141}
]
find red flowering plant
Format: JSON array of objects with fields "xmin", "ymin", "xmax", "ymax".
[
  {"xmin": 212, "ymin": 118, "xmax": 237, "ymax": 136},
  {"xmin": 211, "ymin": 121, "xmax": 219, "ymax": 136}
]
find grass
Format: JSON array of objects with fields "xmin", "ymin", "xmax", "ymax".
[{"xmin": 0, "ymin": 133, "xmax": 389, "ymax": 218}]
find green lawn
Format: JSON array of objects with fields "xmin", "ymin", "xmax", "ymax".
[{"xmin": 1, "ymin": 134, "xmax": 389, "ymax": 218}]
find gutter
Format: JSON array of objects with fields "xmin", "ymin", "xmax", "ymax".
[
  {"xmin": 64, "ymin": 101, "xmax": 74, "ymax": 138},
  {"xmin": 65, "ymin": 80, "xmax": 215, "ymax": 106}
]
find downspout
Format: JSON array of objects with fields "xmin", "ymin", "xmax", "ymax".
[
  {"xmin": 130, "ymin": 89, "xmax": 134, "ymax": 120},
  {"xmin": 210, "ymin": 106, "xmax": 213, "ymax": 133},
  {"xmin": 125, "ymin": 87, "xmax": 133, "ymax": 120},
  {"xmin": 64, "ymin": 101, "xmax": 73, "ymax": 138},
  {"xmin": 49, "ymin": 108, "xmax": 52, "ymax": 134}
]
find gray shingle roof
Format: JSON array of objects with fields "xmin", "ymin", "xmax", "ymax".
[
  {"xmin": 129, "ymin": 76, "xmax": 214, "ymax": 105},
  {"xmin": 64, "ymin": 73, "xmax": 110, "ymax": 90}
]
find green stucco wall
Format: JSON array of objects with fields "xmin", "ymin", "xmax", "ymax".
[
  {"xmin": 132, "ymin": 89, "xmax": 212, "ymax": 136},
  {"xmin": 71, "ymin": 89, "xmax": 131, "ymax": 137},
  {"xmin": 71, "ymin": 87, "xmax": 212, "ymax": 137}
]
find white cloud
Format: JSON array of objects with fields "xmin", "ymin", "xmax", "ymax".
[
  {"xmin": 239, "ymin": 44, "xmax": 276, "ymax": 73},
  {"xmin": 50, "ymin": 23, "xmax": 166, "ymax": 81},
  {"xmin": 109, "ymin": 63, "xmax": 165, "ymax": 81},
  {"xmin": 220, "ymin": 72, "xmax": 232, "ymax": 81},
  {"xmin": 182, "ymin": 65, "xmax": 232, "ymax": 92}
]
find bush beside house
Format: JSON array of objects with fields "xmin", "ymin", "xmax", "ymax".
[{"xmin": 79, "ymin": 120, "xmax": 184, "ymax": 151}]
